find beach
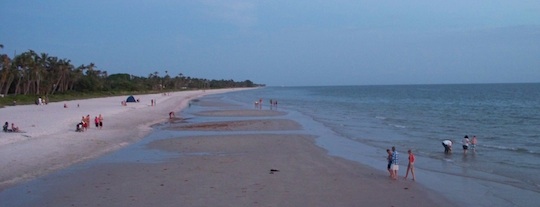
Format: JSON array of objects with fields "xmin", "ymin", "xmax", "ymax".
[
  {"xmin": 0, "ymin": 89, "xmax": 242, "ymax": 190},
  {"xmin": 0, "ymin": 89, "xmax": 454, "ymax": 206}
]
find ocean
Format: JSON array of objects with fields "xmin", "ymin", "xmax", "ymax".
[{"xmin": 206, "ymin": 83, "xmax": 540, "ymax": 206}]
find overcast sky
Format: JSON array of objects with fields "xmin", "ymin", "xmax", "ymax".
[{"xmin": 1, "ymin": 0, "xmax": 539, "ymax": 86}]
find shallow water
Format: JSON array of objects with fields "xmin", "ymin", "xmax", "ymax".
[{"xmin": 216, "ymin": 84, "xmax": 540, "ymax": 207}]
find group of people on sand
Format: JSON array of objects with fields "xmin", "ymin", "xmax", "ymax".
[
  {"xmin": 441, "ymin": 135, "xmax": 478, "ymax": 154},
  {"xmin": 3, "ymin": 121, "xmax": 20, "ymax": 132},
  {"xmin": 36, "ymin": 96, "xmax": 48, "ymax": 105},
  {"xmin": 386, "ymin": 146, "xmax": 416, "ymax": 181},
  {"xmin": 76, "ymin": 114, "xmax": 103, "ymax": 132}
]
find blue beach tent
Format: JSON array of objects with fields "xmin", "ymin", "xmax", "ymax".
[{"xmin": 126, "ymin": 95, "xmax": 136, "ymax": 103}]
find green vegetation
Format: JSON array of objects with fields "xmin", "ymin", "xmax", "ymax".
[{"xmin": 0, "ymin": 45, "xmax": 263, "ymax": 107}]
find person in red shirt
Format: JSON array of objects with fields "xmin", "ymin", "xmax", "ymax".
[
  {"xmin": 94, "ymin": 116, "xmax": 99, "ymax": 128},
  {"xmin": 405, "ymin": 149, "xmax": 416, "ymax": 180}
]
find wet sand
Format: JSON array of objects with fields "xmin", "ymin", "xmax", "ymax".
[{"xmin": 0, "ymin": 105, "xmax": 456, "ymax": 206}]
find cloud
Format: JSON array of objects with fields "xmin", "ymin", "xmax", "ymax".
[{"xmin": 199, "ymin": 0, "xmax": 257, "ymax": 27}]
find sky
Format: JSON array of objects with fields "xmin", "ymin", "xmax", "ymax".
[{"xmin": 1, "ymin": 0, "xmax": 539, "ymax": 86}]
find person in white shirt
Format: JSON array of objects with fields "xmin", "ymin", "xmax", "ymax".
[
  {"xmin": 442, "ymin": 139, "xmax": 453, "ymax": 154},
  {"xmin": 462, "ymin": 135, "xmax": 470, "ymax": 154}
]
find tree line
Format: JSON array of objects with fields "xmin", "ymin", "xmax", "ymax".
[{"xmin": 0, "ymin": 45, "xmax": 261, "ymax": 96}]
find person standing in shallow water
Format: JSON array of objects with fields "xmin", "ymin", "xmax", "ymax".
[
  {"xmin": 463, "ymin": 135, "xmax": 470, "ymax": 155},
  {"xmin": 471, "ymin": 136, "xmax": 478, "ymax": 151},
  {"xmin": 442, "ymin": 139, "xmax": 452, "ymax": 154},
  {"xmin": 404, "ymin": 149, "xmax": 416, "ymax": 181}
]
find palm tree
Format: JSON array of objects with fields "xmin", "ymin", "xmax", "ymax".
[
  {"xmin": 12, "ymin": 50, "xmax": 35, "ymax": 95},
  {"xmin": 45, "ymin": 56, "xmax": 69, "ymax": 94},
  {"xmin": 59, "ymin": 59, "xmax": 73, "ymax": 92},
  {"xmin": 0, "ymin": 54, "xmax": 13, "ymax": 94},
  {"xmin": 35, "ymin": 52, "xmax": 50, "ymax": 95}
]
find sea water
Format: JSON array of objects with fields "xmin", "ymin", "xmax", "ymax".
[{"xmin": 209, "ymin": 83, "xmax": 540, "ymax": 207}]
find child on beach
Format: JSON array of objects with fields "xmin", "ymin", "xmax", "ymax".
[
  {"xmin": 471, "ymin": 136, "xmax": 477, "ymax": 150},
  {"xmin": 11, "ymin": 123, "xmax": 19, "ymax": 132},
  {"xmin": 404, "ymin": 149, "xmax": 416, "ymax": 181},
  {"xmin": 386, "ymin": 149, "xmax": 393, "ymax": 177},
  {"xmin": 76, "ymin": 122, "xmax": 83, "ymax": 132}
]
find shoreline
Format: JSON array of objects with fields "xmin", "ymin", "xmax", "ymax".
[
  {"xmin": 0, "ymin": 88, "xmax": 250, "ymax": 190},
  {"xmin": 1, "ymin": 95, "xmax": 456, "ymax": 206}
]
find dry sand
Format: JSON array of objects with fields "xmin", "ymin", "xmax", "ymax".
[{"xmin": 0, "ymin": 89, "xmax": 246, "ymax": 190}]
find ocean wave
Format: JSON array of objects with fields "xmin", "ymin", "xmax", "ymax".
[
  {"xmin": 375, "ymin": 116, "xmax": 386, "ymax": 120},
  {"xmin": 482, "ymin": 144, "xmax": 538, "ymax": 155},
  {"xmin": 389, "ymin": 124, "xmax": 406, "ymax": 129}
]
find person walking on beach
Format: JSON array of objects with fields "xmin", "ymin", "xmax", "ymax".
[
  {"xmin": 462, "ymin": 135, "xmax": 470, "ymax": 155},
  {"xmin": 386, "ymin": 149, "xmax": 393, "ymax": 177},
  {"xmin": 391, "ymin": 146, "xmax": 399, "ymax": 180},
  {"xmin": 442, "ymin": 139, "xmax": 452, "ymax": 154},
  {"xmin": 404, "ymin": 149, "xmax": 416, "ymax": 181}
]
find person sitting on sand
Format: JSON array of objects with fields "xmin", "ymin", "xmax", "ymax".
[
  {"xmin": 3, "ymin": 122, "xmax": 9, "ymax": 132},
  {"xmin": 11, "ymin": 123, "xmax": 19, "ymax": 132},
  {"xmin": 442, "ymin": 139, "xmax": 453, "ymax": 154},
  {"xmin": 169, "ymin": 111, "xmax": 175, "ymax": 119},
  {"xmin": 76, "ymin": 122, "xmax": 83, "ymax": 132}
]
